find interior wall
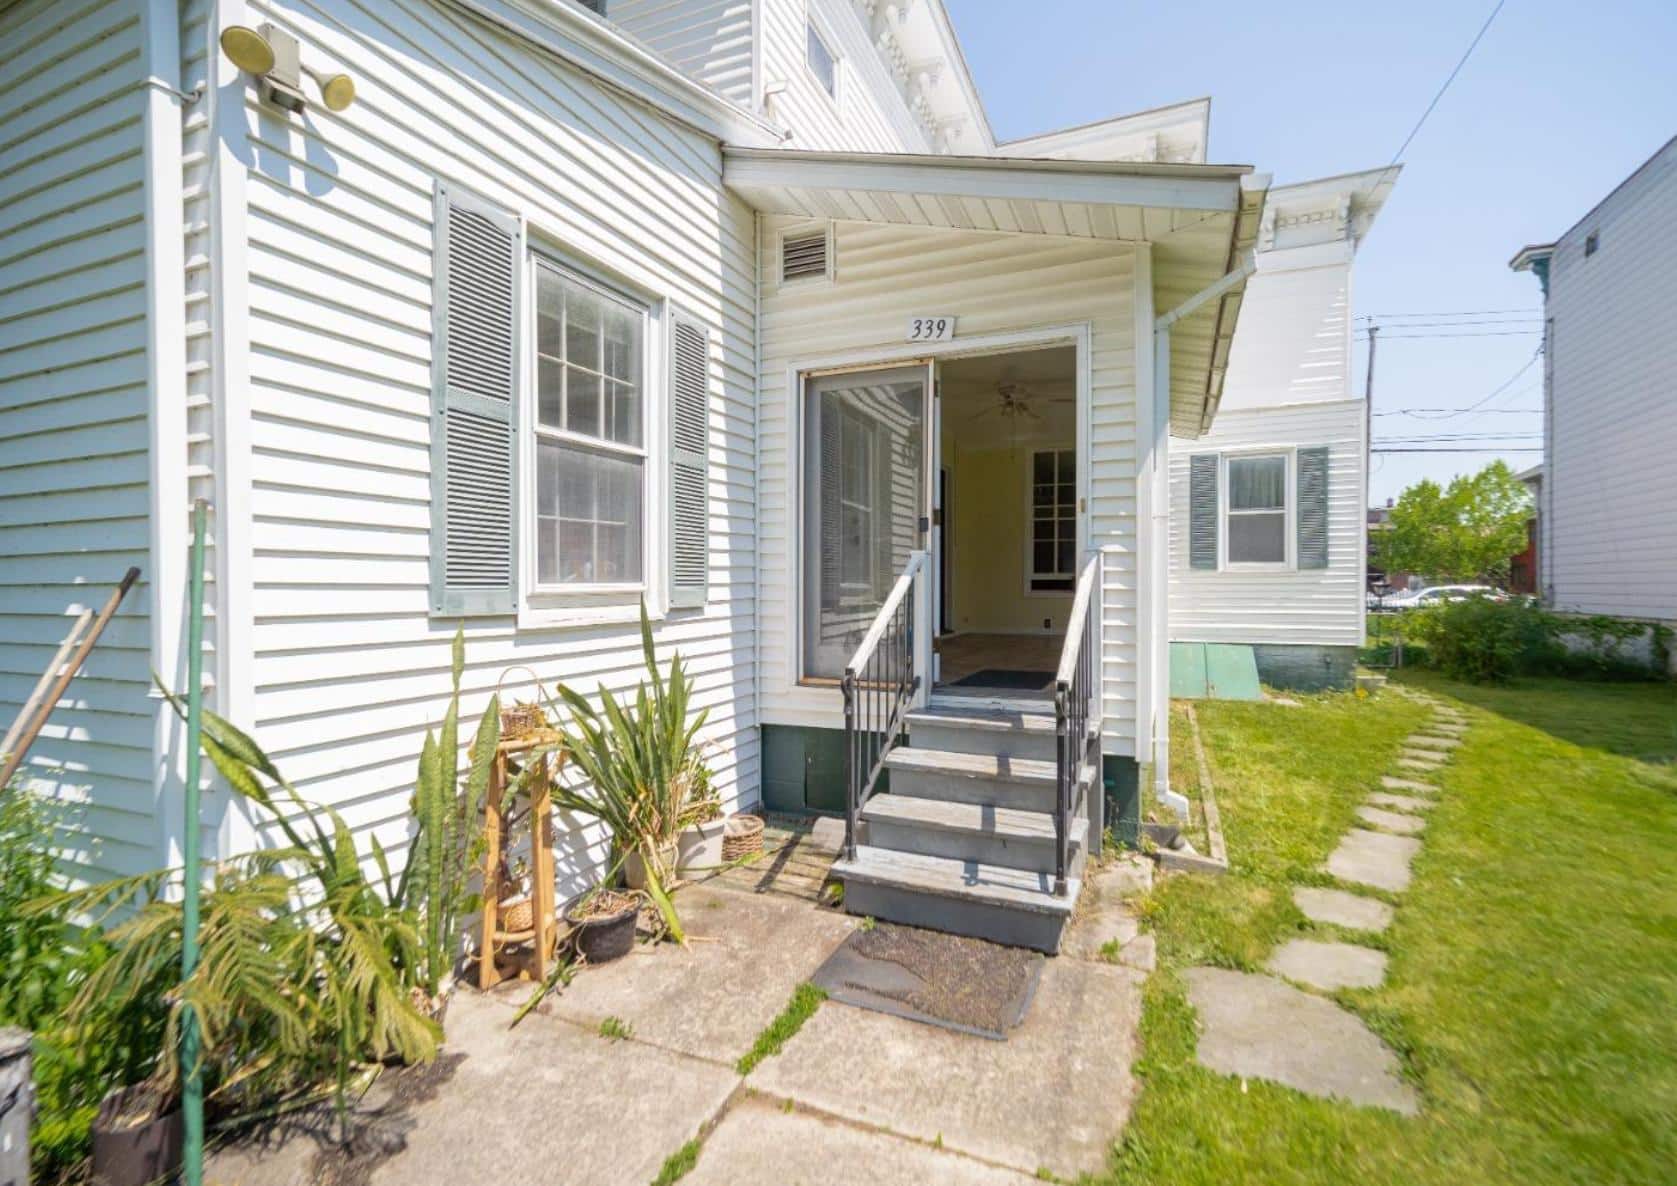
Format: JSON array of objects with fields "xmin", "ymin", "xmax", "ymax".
[{"xmin": 946, "ymin": 443, "xmax": 1073, "ymax": 635}]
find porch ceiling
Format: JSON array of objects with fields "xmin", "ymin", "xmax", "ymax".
[{"xmin": 723, "ymin": 147, "xmax": 1268, "ymax": 438}]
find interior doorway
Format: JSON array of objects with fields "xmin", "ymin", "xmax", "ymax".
[{"xmin": 932, "ymin": 345, "xmax": 1080, "ymax": 697}]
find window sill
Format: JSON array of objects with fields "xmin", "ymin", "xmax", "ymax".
[{"xmin": 518, "ymin": 593, "xmax": 662, "ymax": 632}]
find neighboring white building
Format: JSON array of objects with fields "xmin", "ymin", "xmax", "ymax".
[
  {"xmin": 1167, "ymin": 168, "xmax": 1397, "ymax": 690},
  {"xmin": 1512, "ymin": 135, "xmax": 1677, "ymax": 635},
  {"xmin": 2, "ymin": 0, "xmax": 1269, "ymax": 947}
]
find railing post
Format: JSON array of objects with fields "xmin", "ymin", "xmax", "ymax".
[
  {"xmin": 1053, "ymin": 681, "xmax": 1069, "ymax": 897},
  {"xmin": 841, "ymin": 671, "xmax": 858, "ymax": 862},
  {"xmin": 910, "ymin": 549, "xmax": 932, "ymax": 708}
]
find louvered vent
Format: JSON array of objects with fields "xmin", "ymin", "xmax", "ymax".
[
  {"xmin": 782, "ymin": 228, "xmax": 829, "ymax": 283},
  {"xmin": 668, "ymin": 314, "xmax": 710, "ymax": 608}
]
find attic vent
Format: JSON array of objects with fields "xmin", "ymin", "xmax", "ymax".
[{"xmin": 781, "ymin": 228, "xmax": 829, "ymax": 283}]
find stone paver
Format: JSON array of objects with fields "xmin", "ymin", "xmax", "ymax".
[
  {"xmin": 1428, "ymin": 722, "xmax": 1468, "ymax": 735},
  {"xmin": 1381, "ymin": 775, "xmax": 1437, "ymax": 795},
  {"xmin": 1356, "ymin": 804, "xmax": 1426, "ymax": 836},
  {"xmin": 1186, "ymin": 968, "xmax": 1417, "ymax": 1113},
  {"xmin": 1063, "ymin": 856, "xmax": 1153, "ymax": 964},
  {"xmin": 751, "ymin": 953, "xmax": 1143, "ymax": 1179},
  {"xmin": 370, "ymin": 992, "xmax": 740, "ymax": 1186},
  {"xmin": 1368, "ymin": 791, "xmax": 1432, "ymax": 814},
  {"xmin": 1326, "ymin": 828, "xmax": 1421, "ymax": 893},
  {"xmin": 1394, "ymin": 756, "xmax": 1442, "ymax": 774},
  {"xmin": 1407, "ymin": 734, "xmax": 1460, "ymax": 751},
  {"xmin": 685, "ymin": 1095, "xmax": 1038, "ymax": 1186},
  {"xmin": 1293, "ymin": 887, "xmax": 1394, "ymax": 933},
  {"xmin": 549, "ymin": 882, "xmax": 854, "ymax": 1064},
  {"xmin": 1397, "ymin": 748, "xmax": 1447, "ymax": 766},
  {"xmin": 1267, "ymin": 939, "xmax": 1389, "ymax": 991}
]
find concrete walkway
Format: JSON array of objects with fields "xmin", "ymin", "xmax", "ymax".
[
  {"xmin": 1186, "ymin": 691, "xmax": 1469, "ymax": 1114},
  {"xmin": 206, "ymin": 854, "xmax": 1155, "ymax": 1186}
]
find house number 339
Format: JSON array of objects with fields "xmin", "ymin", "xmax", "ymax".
[{"xmin": 906, "ymin": 316, "xmax": 955, "ymax": 342}]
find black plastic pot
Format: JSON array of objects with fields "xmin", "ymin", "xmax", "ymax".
[
  {"xmin": 564, "ymin": 894, "xmax": 638, "ymax": 964},
  {"xmin": 90, "ymin": 1085, "xmax": 182, "ymax": 1186}
]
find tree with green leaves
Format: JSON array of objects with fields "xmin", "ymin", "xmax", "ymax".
[{"xmin": 1376, "ymin": 460, "xmax": 1532, "ymax": 585}]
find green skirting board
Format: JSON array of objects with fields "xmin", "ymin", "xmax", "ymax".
[{"xmin": 1169, "ymin": 642, "xmax": 1262, "ymax": 701}]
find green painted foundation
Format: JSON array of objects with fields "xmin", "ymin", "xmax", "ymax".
[
  {"xmin": 761, "ymin": 724, "xmax": 864, "ymax": 815},
  {"xmin": 1104, "ymin": 755, "xmax": 1141, "ymax": 848}
]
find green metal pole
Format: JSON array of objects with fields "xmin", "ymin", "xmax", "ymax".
[{"xmin": 181, "ymin": 498, "xmax": 206, "ymax": 1186}]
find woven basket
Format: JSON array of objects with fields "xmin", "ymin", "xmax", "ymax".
[
  {"xmin": 498, "ymin": 896, "xmax": 534, "ymax": 934},
  {"xmin": 721, "ymin": 813, "xmax": 765, "ymax": 862},
  {"xmin": 497, "ymin": 666, "xmax": 548, "ymax": 741}
]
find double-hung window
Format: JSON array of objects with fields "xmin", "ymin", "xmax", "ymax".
[
  {"xmin": 1029, "ymin": 449, "xmax": 1076, "ymax": 592},
  {"xmin": 532, "ymin": 259, "xmax": 646, "ymax": 588},
  {"xmin": 1225, "ymin": 453, "xmax": 1287, "ymax": 565}
]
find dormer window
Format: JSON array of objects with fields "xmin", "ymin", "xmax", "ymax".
[{"xmin": 806, "ymin": 19, "xmax": 838, "ymax": 99}]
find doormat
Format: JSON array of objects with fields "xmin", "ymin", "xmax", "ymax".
[
  {"xmin": 951, "ymin": 668, "xmax": 1055, "ymax": 691},
  {"xmin": 810, "ymin": 921, "xmax": 1045, "ymax": 1040}
]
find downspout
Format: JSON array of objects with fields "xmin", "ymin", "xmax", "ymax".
[
  {"xmin": 141, "ymin": 0, "xmax": 191, "ymax": 868},
  {"xmin": 1150, "ymin": 250, "xmax": 1257, "ymax": 819}
]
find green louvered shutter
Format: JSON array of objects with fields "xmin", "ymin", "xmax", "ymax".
[
  {"xmin": 668, "ymin": 310, "xmax": 711, "ymax": 610},
  {"xmin": 430, "ymin": 184, "xmax": 520, "ymax": 616},
  {"xmin": 1297, "ymin": 446, "xmax": 1330, "ymax": 570},
  {"xmin": 1189, "ymin": 454, "xmax": 1219, "ymax": 570}
]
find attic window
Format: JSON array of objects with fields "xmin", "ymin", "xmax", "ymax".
[
  {"xmin": 781, "ymin": 227, "xmax": 830, "ymax": 283},
  {"xmin": 806, "ymin": 20, "xmax": 838, "ymax": 98},
  {"xmin": 1584, "ymin": 231, "xmax": 1599, "ymax": 257}
]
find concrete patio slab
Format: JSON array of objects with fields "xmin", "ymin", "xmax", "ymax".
[
  {"xmin": 1292, "ymin": 887, "xmax": 1394, "ymax": 933},
  {"xmin": 1327, "ymin": 829, "xmax": 1421, "ymax": 893},
  {"xmin": 1368, "ymin": 791, "xmax": 1432, "ymax": 814},
  {"xmin": 369, "ymin": 992, "xmax": 739, "ymax": 1186},
  {"xmin": 1356, "ymin": 804, "xmax": 1426, "ymax": 835},
  {"xmin": 751, "ymin": 953, "xmax": 1143, "ymax": 1178},
  {"xmin": 1381, "ymin": 776, "xmax": 1438, "ymax": 795},
  {"xmin": 1267, "ymin": 939, "xmax": 1388, "ymax": 990},
  {"xmin": 685, "ymin": 1095, "xmax": 1039, "ymax": 1186},
  {"xmin": 549, "ymin": 883, "xmax": 855, "ymax": 1065},
  {"xmin": 1186, "ymin": 967, "xmax": 1417, "ymax": 1114}
]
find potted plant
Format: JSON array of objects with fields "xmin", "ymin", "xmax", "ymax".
[
  {"xmin": 675, "ymin": 763, "xmax": 725, "ymax": 875},
  {"xmin": 90, "ymin": 1079, "xmax": 181, "ymax": 1186},
  {"xmin": 562, "ymin": 887, "xmax": 640, "ymax": 964}
]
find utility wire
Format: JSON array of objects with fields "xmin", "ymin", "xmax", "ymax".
[
  {"xmin": 1361, "ymin": 307, "xmax": 1540, "ymax": 318},
  {"xmin": 1385, "ymin": 0, "xmax": 1510, "ymax": 168},
  {"xmin": 1354, "ymin": 330, "xmax": 1543, "ymax": 339}
]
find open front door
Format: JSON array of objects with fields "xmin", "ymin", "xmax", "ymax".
[{"xmin": 801, "ymin": 364, "xmax": 935, "ymax": 682}]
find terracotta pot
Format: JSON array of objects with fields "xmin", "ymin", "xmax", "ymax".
[
  {"xmin": 676, "ymin": 817, "xmax": 727, "ymax": 874},
  {"xmin": 624, "ymin": 843, "xmax": 677, "ymax": 890},
  {"xmin": 90, "ymin": 1085, "xmax": 182, "ymax": 1186}
]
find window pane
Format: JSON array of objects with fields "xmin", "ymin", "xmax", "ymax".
[
  {"xmin": 1034, "ymin": 541, "xmax": 1055, "ymax": 574},
  {"xmin": 566, "ymin": 365, "xmax": 601, "ymax": 436},
  {"xmin": 537, "ymin": 356, "xmax": 563, "ymax": 429},
  {"xmin": 1057, "ymin": 539, "xmax": 1074, "ymax": 574},
  {"xmin": 1034, "ymin": 451, "xmax": 1054, "ymax": 484},
  {"xmin": 536, "ymin": 269, "xmax": 563, "ymax": 359},
  {"xmin": 602, "ymin": 303, "xmax": 640, "ymax": 387},
  {"xmin": 1229, "ymin": 455, "xmax": 1286, "ymax": 510},
  {"xmin": 807, "ymin": 23, "xmax": 837, "ymax": 97},
  {"xmin": 535, "ymin": 441, "xmax": 643, "ymax": 584},
  {"xmin": 1228, "ymin": 511, "xmax": 1285, "ymax": 563},
  {"xmin": 606, "ymin": 380, "xmax": 640, "ymax": 446},
  {"xmin": 564, "ymin": 284, "xmax": 602, "ymax": 370}
]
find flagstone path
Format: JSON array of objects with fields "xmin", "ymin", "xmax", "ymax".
[{"xmin": 1186, "ymin": 691, "xmax": 1470, "ymax": 1114}]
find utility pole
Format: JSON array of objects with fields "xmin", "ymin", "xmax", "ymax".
[{"xmin": 1363, "ymin": 323, "xmax": 1378, "ymax": 601}]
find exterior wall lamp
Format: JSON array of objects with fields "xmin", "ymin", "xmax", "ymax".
[{"xmin": 219, "ymin": 23, "xmax": 355, "ymax": 113}]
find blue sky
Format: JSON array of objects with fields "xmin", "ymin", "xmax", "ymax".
[{"xmin": 945, "ymin": 0, "xmax": 1677, "ymax": 503}]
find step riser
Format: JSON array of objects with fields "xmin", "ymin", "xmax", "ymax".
[
  {"xmin": 843, "ymin": 880, "xmax": 1070, "ymax": 954},
  {"xmin": 909, "ymin": 723, "xmax": 1058, "ymax": 762},
  {"xmin": 888, "ymin": 765, "xmax": 1053, "ymax": 811},
  {"xmin": 867, "ymin": 817, "xmax": 1082, "ymax": 875}
]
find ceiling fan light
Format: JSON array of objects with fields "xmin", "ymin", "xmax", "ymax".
[{"xmin": 219, "ymin": 24, "xmax": 275, "ymax": 75}]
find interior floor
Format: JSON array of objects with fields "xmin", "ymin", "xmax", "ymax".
[{"xmin": 934, "ymin": 632, "xmax": 1065, "ymax": 694}]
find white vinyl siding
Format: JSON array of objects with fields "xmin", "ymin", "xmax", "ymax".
[
  {"xmin": 1169, "ymin": 400, "xmax": 1364, "ymax": 647},
  {"xmin": 603, "ymin": 0, "xmax": 756, "ymax": 105},
  {"xmin": 0, "ymin": 0, "xmax": 157, "ymax": 882},
  {"xmin": 761, "ymin": 0, "xmax": 927, "ymax": 152},
  {"xmin": 1540, "ymin": 139, "xmax": 1677, "ymax": 623},
  {"xmin": 233, "ymin": 0, "xmax": 759, "ymax": 900},
  {"xmin": 758, "ymin": 217, "xmax": 1143, "ymax": 755}
]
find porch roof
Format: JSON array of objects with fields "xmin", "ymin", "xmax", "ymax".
[{"xmin": 724, "ymin": 147, "xmax": 1268, "ymax": 437}]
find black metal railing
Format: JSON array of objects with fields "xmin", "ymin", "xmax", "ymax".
[
  {"xmin": 841, "ymin": 552, "xmax": 927, "ymax": 862},
  {"xmin": 1052, "ymin": 552, "xmax": 1102, "ymax": 895}
]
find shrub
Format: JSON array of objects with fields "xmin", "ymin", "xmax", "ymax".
[{"xmin": 1410, "ymin": 596, "xmax": 1557, "ymax": 682}]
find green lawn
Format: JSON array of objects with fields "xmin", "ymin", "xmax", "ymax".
[{"xmin": 1103, "ymin": 676, "xmax": 1677, "ymax": 1186}]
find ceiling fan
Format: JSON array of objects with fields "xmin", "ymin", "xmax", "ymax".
[{"xmin": 967, "ymin": 369, "xmax": 1073, "ymax": 422}]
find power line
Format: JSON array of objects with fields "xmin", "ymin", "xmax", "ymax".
[
  {"xmin": 1354, "ymin": 330, "xmax": 1543, "ymax": 339},
  {"xmin": 1385, "ymin": 0, "xmax": 1509, "ymax": 167},
  {"xmin": 1373, "ymin": 447, "xmax": 1542, "ymax": 454},
  {"xmin": 1374, "ymin": 407, "xmax": 1541, "ymax": 417},
  {"xmin": 1361, "ymin": 307, "xmax": 1540, "ymax": 319},
  {"xmin": 1352, "ymin": 318, "xmax": 1541, "ymax": 329}
]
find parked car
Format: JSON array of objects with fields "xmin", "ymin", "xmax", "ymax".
[{"xmin": 1386, "ymin": 585, "xmax": 1505, "ymax": 610}]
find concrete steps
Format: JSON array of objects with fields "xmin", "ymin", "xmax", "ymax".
[{"xmin": 832, "ymin": 700, "xmax": 1094, "ymax": 954}]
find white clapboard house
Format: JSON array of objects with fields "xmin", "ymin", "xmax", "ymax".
[
  {"xmin": 1168, "ymin": 169, "xmax": 1396, "ymax": 694},
  {"xmin": 2, "ymin": 0, "xmax": 1283, "ymax": 951}
]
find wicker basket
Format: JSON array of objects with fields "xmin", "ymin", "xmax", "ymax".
[
  {"xmin": 721, "ymin": 813, "xmax": 765, "ymax": 862},
  {"xmin": 498, "ymin": 896, "xmax": 534, "ymax": 934},
  {"xmin": 497, "ymin": 666, "xmax": 548, "ymax": 741}
]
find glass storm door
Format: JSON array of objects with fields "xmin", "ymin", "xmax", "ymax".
[{"xmin": 803, "ymin": 365, "xmax": 931, "ymax": 680}]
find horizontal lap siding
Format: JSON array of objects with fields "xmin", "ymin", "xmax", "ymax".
[
  {"xmin": 1545, "ymin": 142, "xmax": 1677, "ymax": 623},
  {"xmin": 0, "ymin": 0, "xmax": 157, "ymax": 881},
  {"xmin": 243, "ymin": 0, "xmax": 758, "ymax": 898},
  {"xmin": 1167, "ymin": 400, "xmax": 1364, "ymax": 647},
  {"xmin": 757, "ymin": 219, "xmax": 1141, "ymax": 753},
  {"xmin": 763, "ymin": 0, "xmax": 923, "ymax": 153},
  {"xmin": 606, "ymin": 0, "xmax": 755, "ymax": 105}
]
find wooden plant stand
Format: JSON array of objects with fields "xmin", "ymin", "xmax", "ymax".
[{"xmin": 477, "ymin": 737, "xmax": 563, "ymax": 990}]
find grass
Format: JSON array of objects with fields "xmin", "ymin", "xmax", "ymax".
[
  {"xmin": 597, "ymin": 1015, "xmax": 633, "ymax": 1041},
  {"xmin": 1101, "ymin": 676, "xmax": 1677, "ymax": 1186},
  {"xmin": 735, "ymin": 982, "xmax": 827, "ymax": 1075},
  {"xmin": 649, "ymin": 1139, "xmax": 700, "ymax": 1185}
]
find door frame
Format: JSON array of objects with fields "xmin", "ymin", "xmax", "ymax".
[{"xmin": 784, "ymin": 323, "xmax": 1093, "ymax": 700}]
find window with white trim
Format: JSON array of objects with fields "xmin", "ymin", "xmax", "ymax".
[
  {"xmin": 806, "ymin": 19, "xmax": 838, "ymax": 99},
  {"xmin": 1226, "ymin": 453, "xmax": 1287, "ymax": 565},
  {"xmin": 1029, "ymin": 449, "xmax": 1076, "ymax": 592},
  {"xmin": 532, "ymin": 258, "xmax": 646, "ymax": 587}
]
